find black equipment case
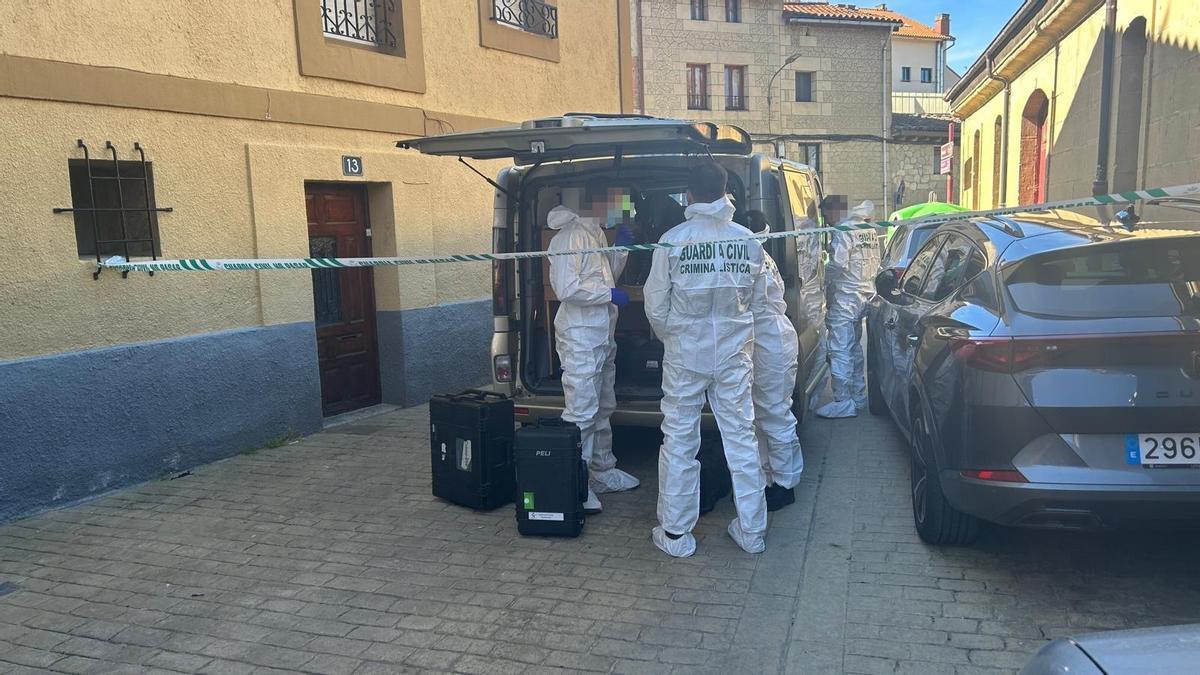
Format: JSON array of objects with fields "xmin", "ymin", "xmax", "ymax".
[
  {"xmin": 514, "ymin": 418, "xmax": 587, "ymax": 537},
  {"xmin": 615, "ymin": 334, "xmax": 665, "ymax": 387},
  {"xmin": 698, "ymin": 434, "xmax": 732, "ymax": 515},
  {"xmin": 429, "ymin": 390, "xmax": 516, "ymax": 510}
]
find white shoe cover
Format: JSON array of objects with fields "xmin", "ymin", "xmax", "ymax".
[
  {"xmin": 727, "ymin": 518, "xmax": 765, "ymax": 554},
  {"xmin": 584, "ymin": 488, "xmax": 602, "ymax": 514},
  {"xmin": 590, "ymin": 468, "xmax": 641, "ymax": 494},
  {"xmin": 814, "ymin": 399, "xmax": 858, "ymax": 419},
  {"xmin": 652, "ymin": 526, "xmax": 696, "ymax": 558}
]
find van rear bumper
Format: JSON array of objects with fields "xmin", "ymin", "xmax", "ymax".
[{"xmin": 509, "ymin": 394, "xmax": 720, "ymax": 429}]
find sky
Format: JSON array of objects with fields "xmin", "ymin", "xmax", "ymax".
[{"xmin": 872, "ymin": 1, "xmax": 1025, "ymax": 73}]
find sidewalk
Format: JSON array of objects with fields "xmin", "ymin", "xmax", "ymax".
[{"xmin": 2, "ymin": 406, "xmax": 1199, "ymax": 674}]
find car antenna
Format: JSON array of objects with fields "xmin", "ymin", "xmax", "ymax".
[{"xmin": 458, "ymin": 157, "xmax": 518, "ymax": 202}]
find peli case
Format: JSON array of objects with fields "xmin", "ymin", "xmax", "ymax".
[
  {"xmin": 429, "ymin": 390, "xmax": 515, "ymax": 510},
  {"xmin": 514, "ymin": 417, "xmax": 587, "ymax": 537}
]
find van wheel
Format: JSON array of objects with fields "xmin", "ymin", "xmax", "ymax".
[
  {"xmin": 866, "ymin": 339, "xmax": 887, "ymax": 416},
  {"xmin": 910, "ymin": 415, "xmax": 980, "ymax": 545}
]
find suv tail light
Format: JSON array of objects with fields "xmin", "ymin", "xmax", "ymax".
[
  {"xmin": 493, "ymin": 354, "xmax": 513, "ymax": 383},
  {"xmin": 948, "ymin": 338, "xmax": 1051, "ymax": 373},
  {"xmin": 951, "ymin": 333, "xmax": 1199, "ymax": 373}
]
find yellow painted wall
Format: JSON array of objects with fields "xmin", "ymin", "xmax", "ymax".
[
  {"xmin": 0, "ymin": 0, "xmax": 625, "ymax": 123},
  {"xmin": 954, "ymin": 0, "xmax": 1200, "ymax": 210},
  {"xmin": 0, "ymin": 1, "xmax": 624, "ymax": 361}
]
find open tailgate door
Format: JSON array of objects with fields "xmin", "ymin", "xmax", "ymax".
[{"xmin": 397, "ymin": 114, "xmax": 752, "ymax": 164}]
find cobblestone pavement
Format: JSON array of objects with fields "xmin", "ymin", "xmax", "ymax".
[{"xmin": 3, "ymin": 406, "xmax": 1200, "ymax": 674}]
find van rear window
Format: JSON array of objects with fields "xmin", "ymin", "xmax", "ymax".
[{"xmin": 1005, "ymin": 237, "xmax": 1200, "ymax": 318}]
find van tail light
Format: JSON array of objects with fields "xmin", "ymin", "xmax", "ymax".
[
  {"xmin": 492, "ymin": 261, "xmax": 513, "ymax": 317},
  {"xmin": 493, "ymin": 354, "xmax": 513, "ymax": 383},
  {"xmin": 962, "ymin": 469, "xmax": 1028, "ymax": 483}
]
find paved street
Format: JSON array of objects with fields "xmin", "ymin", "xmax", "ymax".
[{"xmin": 2, "ymin": 406, "xmax": 1200, "ymax": 674}]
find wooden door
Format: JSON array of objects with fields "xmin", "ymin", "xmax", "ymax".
[{"xmin": 306, "ymin": 184, "xmax": 380, "ymax": 416}]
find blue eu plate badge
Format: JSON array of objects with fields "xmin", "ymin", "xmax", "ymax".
[{"xmin": 1125, "ymin": 434, "xmax": 1140, "ymax": 465}]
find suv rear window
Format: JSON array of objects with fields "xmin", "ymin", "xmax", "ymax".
[{"xmin": 1005, "ymin": 237, "xmax": 1200, "ymax": 318}]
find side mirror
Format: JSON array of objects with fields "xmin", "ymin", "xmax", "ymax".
[{"xmin": 874, "ymin": 267, "xmax": 908, "ymax": 304}]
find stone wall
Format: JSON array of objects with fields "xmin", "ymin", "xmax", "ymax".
[
  {"xmin": 890, "ymin": 141, "xmax": 956, "ymax": 209},
  {"xmin": 635, "ymin": 0, "xmax": 895, "ymax": 207}
]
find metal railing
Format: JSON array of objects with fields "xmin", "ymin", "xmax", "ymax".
[
  {"xmin": 725, "ymin": 95, "xmax": 747, "ymax": 111},
  {"xmin": 321, "ymin": 0, "xmax": 398, "ymax": 50},
  {"xmin": 492, "ymin": 0, "xmax": 559, "ymax": 39},
  {"xmin": 892, "ymin": 92, "xmax": 951, "ymax": 114},
  {"xmin": 687, "ymin": 94, "xmax": 709, "ymax": 110}
]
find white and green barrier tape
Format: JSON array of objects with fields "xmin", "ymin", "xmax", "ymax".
[{"xmin": 99, "ymin": 182, "xmax": 1200, "ymax": 274}]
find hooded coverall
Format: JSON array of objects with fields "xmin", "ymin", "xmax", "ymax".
[
  {"xmin": 546, "ymin": 206, "xmax": 638, "ymax": 494},
  {"xmin": 752, "ymin": 253, "xmax": 804, "ymax": 488},
  {"xmin": 644, "ymin": 197, "xmax": 770, "ymax": 552},
  {"xmin": 815, "ymin": 200, "xmax": 882, "ymax": 419}
]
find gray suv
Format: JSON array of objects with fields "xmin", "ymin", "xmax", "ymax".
[
  {"xmin": 866, "ymin": 211, "xmax": 1200, "ymax": 544},
  {"xmin": 401, "ymin": 114, "xmax": 828, "ymax": 429}
]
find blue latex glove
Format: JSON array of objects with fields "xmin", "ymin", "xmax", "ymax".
[
  {"xmin": 610, "ymin": 288, "xmax": 630, "ymax": 307},
  {"xmin": 614, "ymin": 226, "xmax": 635, "ymax": 247}
]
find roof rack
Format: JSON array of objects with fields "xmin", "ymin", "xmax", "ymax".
[{"xmin": 979, "ymin": 215, "xmax": 1025, "ymax": 238}]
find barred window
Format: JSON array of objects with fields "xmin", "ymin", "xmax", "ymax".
[
  {"xmin": 320, "ymin": 0, "xmax": 401, "ymax": 53},
  {"xmin": 57, "ymin": 141, "xmax": 172, "ymax": 268},
  {"xmin": 492, "ymin": 0, "xmax": 558, "ymax": 39}
]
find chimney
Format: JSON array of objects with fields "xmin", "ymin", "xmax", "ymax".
[{"xmin": 935, "ymin": 13, "xmax": 951, "ymax": 36}]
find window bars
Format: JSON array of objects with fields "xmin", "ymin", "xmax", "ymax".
[
  {"xmin": 492, "ymin": 0, "xmax": 558, "ymax": 39},
  {"xmin": 321, "ymin": 0, "xmax": 399, "ymax": 50},
  {"xmin": 54, "ymin": 140, "xmax": 172, "ymax": 279}
]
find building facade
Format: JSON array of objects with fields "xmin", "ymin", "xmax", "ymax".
[
  {"xmin": 0, "ymin": 0, "xmax": 633, "ymax": 522},
  {"xmin": 948, "ymin": 0, "xmax": 1200, "ymax": 214},
  {"xmin": 632, "ymin": 1, "xmax": 956, "ymax": 211}
]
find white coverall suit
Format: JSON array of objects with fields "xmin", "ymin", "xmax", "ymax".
[
  {"xmin": 815, "ymin": 201, "xmax": 882, "ymax": 419},
  {"xmin": 752, "ymin": 253, "xmax": 804, "ymax": 488},
  {"xmin": 546, "ymin": 206, "xmax": 640, "ymax": 499},
  {"xmin": 644, "ymin": 197, "xmax": 770, "ymax": 555}
]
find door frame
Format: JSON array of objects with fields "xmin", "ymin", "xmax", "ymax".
[{"xmin": 305, "ymin": 181, "xmax": 382, "ymax": 416}]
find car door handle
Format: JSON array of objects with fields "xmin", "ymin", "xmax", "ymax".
[{"xmin": 884, "ymin": 318, "xmax": 897, "ymax": 330}]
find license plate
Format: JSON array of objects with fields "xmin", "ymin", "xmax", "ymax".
[{"xmin": 1126, "ymin": 433, "xmax": 1200, "ymax": 466}]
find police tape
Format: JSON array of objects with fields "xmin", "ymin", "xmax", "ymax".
[{"xmin": 99, "ymin": 182, "xmax": 1200, "ymax": 274}]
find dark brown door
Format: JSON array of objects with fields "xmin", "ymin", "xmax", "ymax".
[{"xmin": 306, "ymin": 184, "xmax": 380, "ymax": 416}]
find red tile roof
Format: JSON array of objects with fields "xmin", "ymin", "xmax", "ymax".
[
  {"xmin": 782, "ymin": 3, "xmax": 903, "ymax": 26},
  {"xmin": 860, "ymin": 6, "xmax": 951, "ymax": 40},
  {"xmin": 783, "ymin": 4, "xmax": 952, "ymax": 41}
]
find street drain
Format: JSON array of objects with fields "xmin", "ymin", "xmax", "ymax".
[{"xmin": 0, "ymin": 582, "xmax": 19, "ymax": 598}]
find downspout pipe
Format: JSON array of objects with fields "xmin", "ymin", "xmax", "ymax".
[
  {"xmin": 881, "ymin": 35, "xmax": 890, "ymax": 214},
  {"xmin": 986, "ymin": 55, "xmax": 1011, "ymax": 206},
  {"xmin": 1093, "ymin": 0, "xmax": 1118, "ymax": 195}
]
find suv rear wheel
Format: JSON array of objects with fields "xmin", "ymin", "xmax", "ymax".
[
  {"xmin": 866, "ymin": 338, "xmax": 887, "ymax": 416},
  {"xmin": 910, "ymin": 413, "xmax": 980, "ymax": 545}
]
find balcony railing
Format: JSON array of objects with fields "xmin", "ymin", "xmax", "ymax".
[
  {"xmin": 687, "ymin": 94, "xmax": 709, "ymax": 110},
  {"xmin": 725, "ymin": 95, "xmax": 747, "ymax": 111},
  {"xmin": 321, "ymin": 0, "xmax": 398, "ymax": 50},
  {"xmin": 492, "ymin": 0, "xmax": 559, "ymax": 39}
]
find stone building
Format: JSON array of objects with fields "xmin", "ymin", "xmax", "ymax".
[
  {"xmin": 0, "ymin": 0, "xmax": 634, "ymax": 522},
  {"xmin": 632, "ymin": 0, "xmax": 957, "ymax": 213},
  {"xmin": 948, "ymin": 0, "xmax": 1200, "ymax": 216}
]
